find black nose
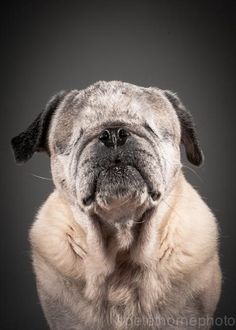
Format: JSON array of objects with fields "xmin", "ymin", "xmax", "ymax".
[{"xmin": 99, "ymin": 127, "xmax": 130, "ymax": 148}]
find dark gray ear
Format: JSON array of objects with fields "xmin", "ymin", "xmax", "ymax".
[
  {"xmin": 164, "ymin": 90, "xmax": 203, "ymax": 166},
  {"xmin": 11, "ymin": 91, "xmax": 66, "ymax": 163}
]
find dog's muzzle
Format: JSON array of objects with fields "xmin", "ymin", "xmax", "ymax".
[{"xmin": 80, "ymin": 126, "xmax": 161, "ymax": 211}]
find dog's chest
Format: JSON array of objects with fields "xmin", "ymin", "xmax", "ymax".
[
  {"xmin": 70, "ymin": 260, "xmax": 176, "ymax": 329},
  {"xmin": 104, "ymin": 260, "xmax": 160, "ymax": 307}
]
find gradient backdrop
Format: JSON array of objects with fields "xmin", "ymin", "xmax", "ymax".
[{"xmin": 1, "ymin": 1, "xmax": 236, "ymax": 329}]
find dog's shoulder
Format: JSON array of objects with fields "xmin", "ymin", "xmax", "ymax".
[
  {"xmin": 158, "ymin": 174, "xmax": 219, "ymax": 273},
  {"xmin": 180, "ymin": 177, "xmax": 219, "ymax": 249},
  {"xmin": 29, "ymin": 190, "xmax": 85, "ymax": 279}
]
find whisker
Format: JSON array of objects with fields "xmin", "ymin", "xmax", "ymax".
[
  {"xmin": 168, "ymin": 193, "xmax": 190, "ymax": 198},
  {"xmin": 30, "ymin": 173, "xmax": 53, "ymax": 181},
  {"xmin": 182, "ymin": 165, "xmax": 203, "ymax": 182},
  {"xmin": 160, "ymin": 150, "xmax": 203, "ymax": 183},
  {"xmin": 132, "ymin": 218, "xmax": 147, "ymax": 224},
  {"xmin": 161, "ymin": 198, "xmax": 183, "ymax": 222}
]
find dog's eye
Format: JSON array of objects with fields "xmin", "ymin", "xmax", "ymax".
[
  {"xmin": 55, "ymin": 141, "xmax": 66, "ymax": 154},
  {"xmin": 55, "ymin": 141, "xmax": 71, "ymax": 155}
]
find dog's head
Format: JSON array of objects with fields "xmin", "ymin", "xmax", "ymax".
[{"xmin": 11, "ymin": 81, "xmax": 203, "ymax": 224}]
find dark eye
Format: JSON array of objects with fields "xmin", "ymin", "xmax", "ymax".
[
  {"xmin": 55, "ymin": 140, "xmax": 73, "ymax": 155},
  {"xmin": 55, "ymin": 141, "xmax": 67, "ymax": 154}
]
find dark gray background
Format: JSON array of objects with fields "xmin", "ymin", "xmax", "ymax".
[{"xmin": 1, "ymin": 0, "xmax": 236, "ymax": 329}]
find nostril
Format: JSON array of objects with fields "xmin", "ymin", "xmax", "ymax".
[
  {"xmin": 99, "ymin": 127, "xmax": 129, "ymax": 147},
  {"xmin": 114, "ymin": 158, "xmax": 121, "ymax": 164},
  {"xmin": 117, "ymin": 128, "xmax": 130, "ymax": 140},
  {"xmin": 99, "ymin": 130, "xmax": 110, "ymax": 143}
]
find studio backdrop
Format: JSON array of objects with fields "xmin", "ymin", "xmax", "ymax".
[{"xmin": 1, "ymin": 1, "xmax": 236, "ymax": 329}]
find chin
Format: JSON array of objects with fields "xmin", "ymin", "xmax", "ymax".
[{"xmin": 81, "ymin": 166, "xmax": 161, "ymax": 225}]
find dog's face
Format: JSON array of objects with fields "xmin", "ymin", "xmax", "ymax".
[{"xmin": 11, "ymin": 81, "xmax": 203, "ymax": 224}]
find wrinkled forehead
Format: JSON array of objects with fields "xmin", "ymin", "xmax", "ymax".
[
  {"xmin": 80, "ymin": 82, "xmax": 172, "ymax": 121},
  {"xmin": 79, "ymin": 89, "xmax": 145, "ymax": 125}
]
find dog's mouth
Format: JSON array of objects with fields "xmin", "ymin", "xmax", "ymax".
[{"xmin": 82, "ymin": 164, "xmax": 160, "ymax": 208}]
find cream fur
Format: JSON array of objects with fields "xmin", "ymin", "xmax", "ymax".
[{"xmin": 30, "ymin": 172, "xmax": 221, "ymax": 330}]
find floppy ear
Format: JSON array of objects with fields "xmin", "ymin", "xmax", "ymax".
[
  {"xmin": 11, "ymin": 91, "xmax": 66, "ymax": 163},
  {"xmin": 164, "ymin": 90, "xmax": 203, "ymax": 166}
]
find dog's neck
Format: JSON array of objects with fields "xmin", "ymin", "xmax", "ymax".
[
  {"xmin": 68, "ymin": 171, "xmax": 184, "ymax": 268},
  {"xmin": 47, "ymin": 172, "xmax": 185, "ymax": 300}
]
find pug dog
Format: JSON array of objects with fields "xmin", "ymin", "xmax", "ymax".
[{"xmin": 11, "ymin": 81, "xmax": 221, "ymax": 330}]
